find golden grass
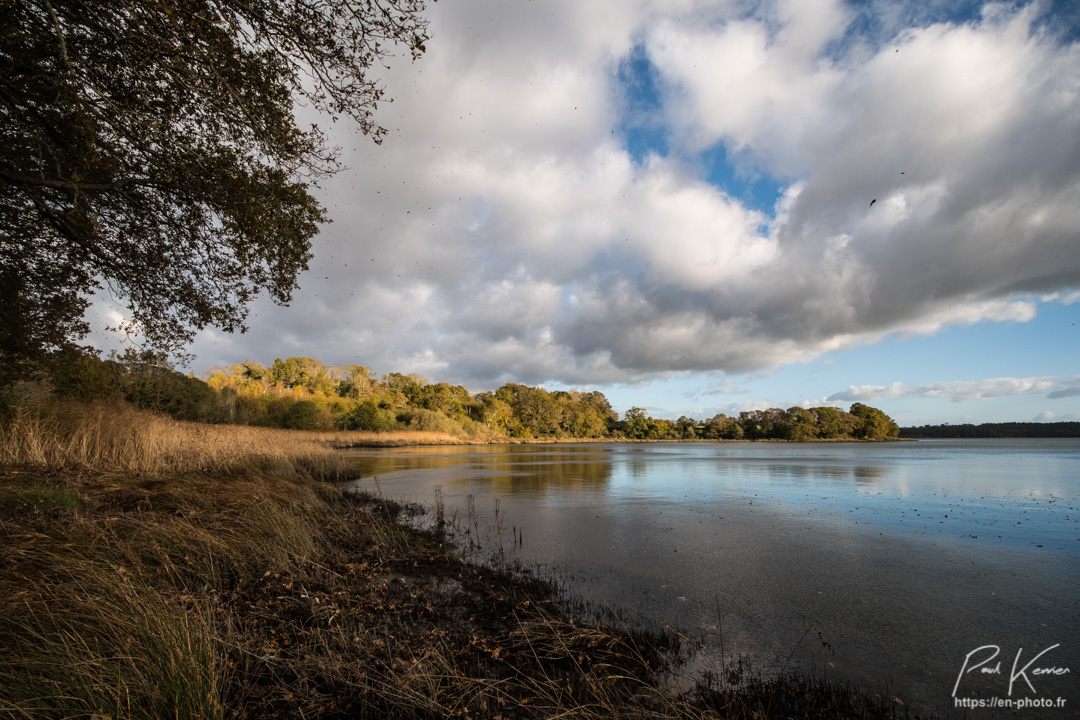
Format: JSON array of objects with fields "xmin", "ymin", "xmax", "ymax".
[
  {"xmin": 3, "ymin": 560, "xmax": 227, "ymax": 720},
  {"xmin": 1, "ymin": 399, "xmax": 328, "ymax": 475},
  {"xmin": 0, "ymin": 399, "xmax": 503, "ymax": 480},
  {"xmin": 323, "ymin": 428, "xmax": 503, "ymax": 447},
  {"xmin": 0, "ymin": 400, "xmax": 920, "ymax": 720}
]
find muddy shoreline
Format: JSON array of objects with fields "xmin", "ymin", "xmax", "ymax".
[{"xmin": 0, "ymin": 467, "xmax": 927, "ymax": 719}]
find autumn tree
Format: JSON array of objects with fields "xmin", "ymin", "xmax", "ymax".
[
  {"xmin": 234, "ymin": 360, "xmax": 268, "ymax": 392},
  {"xmin": 269, "ymin": 357, "xmax": 334, "ymax": 395},
  {"xmin": 739, "ymin": 408, "xmax": 785, "ymax": 439},
  {"xmin": 811, "ymin": 406, "xmax": 857, "ymax": 439},
  {"xmin": 419, "ymin": 382, "xmax": 470, "ymax": 417},
  {"xmin": 380, "ymin": 372, "xmax": 425, "ymax": 410},
  {"xmin": 701, "ymin": 413, "xmax": 742, "ymax": 439},
  {"xmin": 622, "ymin": 407, "xmax": 649, "ymax": 439},
  {"xmin": 580, "ymin": 391, "xmax": 619, "ymax": 436},
  {"xmin": 674, "ymin": 416, "xmax": 699, "ymax": 439},
  {"xmin": 332, "ymin": 364, "xmax": 375, "ymax": 399},
  {"xmin": 494, "ymin": 384, "xmax": 559, "ymax": 436},
  {"xmin": 557, "ymin": 391, "xmax": 614, "ymax": 437},
  {"xmin": 1, "ymin": 0, "xmax": 429, "ymax": 369},
  {"xmin": 779, "ymin": 406, "xmax": 818, "ymax": 441},
  {"xmin": 849, "ymin": 403, "xmax": 900, "ymax": 440},
  {"xmin": 475, "ymin": 392, "xmax": 515, "ymax": 433}
]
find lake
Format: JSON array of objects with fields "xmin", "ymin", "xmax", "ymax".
[{"xmin": 343, "ymin": 440, "xmax": 1080, "ymax": 717}]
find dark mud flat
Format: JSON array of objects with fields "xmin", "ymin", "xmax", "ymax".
[
  {"xmin": 322, "ymin": 493, "xmax": 935, "ymax": 720},
  {"xmin": 0, "ymin": 467, "xmax": 932, "ymax": 719},
  {"xmin": 218, "ymin": 491, "xmax": 680, "ymax": 718}
]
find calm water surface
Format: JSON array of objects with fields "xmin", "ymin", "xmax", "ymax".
[{"xmin": 343, "ymin": 440, "xmax": 1080, "ymax": 717}]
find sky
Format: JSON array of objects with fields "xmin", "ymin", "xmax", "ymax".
[{"xmin": 89, "ymin": 0, "xmax": 1080, "ymax": 427}]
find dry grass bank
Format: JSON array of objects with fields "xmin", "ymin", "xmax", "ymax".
[
  {"xmin": 0, "ymin": 398, "xmax": 506, "ymax": 475},
  {"xmin": 0, "ymin": 401, "xmax": 679, "ymax": 719},
  {"xmin": 0, "ymin": 401, "xmax": 923, "ymax": 719}
]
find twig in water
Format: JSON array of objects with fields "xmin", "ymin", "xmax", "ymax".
[
  {"xmin": 493, "ymin": 498, "xmax": 504, "ymax": 555},
  {"xmin": 433, "ymin": 485, "xmax": 445, "ymax": 528},
  {"xmin": 466, "ymin": 494, "xmax": 479, "ymax": 548},
  {"xmin": 781, "ymin": 624, "xmax": 814, "ymax": 677},
  {"xmin": 715, "ymin": 593, "xmax": 726, "ymax": 685}
]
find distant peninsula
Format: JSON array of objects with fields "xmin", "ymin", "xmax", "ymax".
[{"xmin": 900, "ymin": 422, "xmax": 1080, "ymax": 438}]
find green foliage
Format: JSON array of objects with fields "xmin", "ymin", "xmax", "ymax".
[
  {"xmin": 676, "ymin": 404, "xmax": 899, "ymax": 442},
  {"xmin": 675, "ymin": 417, "xmax": 698, "ymax": 439},
  {"xmin": 13, "ymin": 349, "xmax": 902, "ymax": 442},
  {"xmin": 396, "ymin": 408, "xmax": 464, "ymax": 434},
  {"xmin": 702, "ymin": 414, "xmax": 744, "ymax": 440},
  {"xmin": 778, "ymin": 407, "xmax": 818, "ymax": 441},
  {"xmin": 343, "ymin": 401, "xmax": 400, "ymax": 432},
  {"xmin": 0, "ymin": 486, "xmax": 82, "ymax": 517},
  {"xmin": 623, "ymin": 407, "xmax": 650, "ymax": 439},
  {"xmin": 418, "ymin": 382, "xmax": 470, "ymax": 417},
  {"xmin": 475, "ymin": 393, "xmax": 514, "ymax": 432},
  {"xmin": 812, "ymin": 406, "xmax": 858, "ymax": 439},
  {"xmin": 1, "ymin": 0, "xmax": 430, "ymax": 366},
  {"xmin": 489, "ymin": 384, "xmax": 618, "ymax": 438},
  {"xmin": 900, "ymin": 421, "xmax": 1080, "ymax": 438},
  {"xmin": 44, "ymin": 347, "xmax": 120, "ymax": 402},
  {"xmin": 106, "ymin": 349, "xmax": 224, "ymax": 422},
  {"xmin": 280, "ymin": 400, "xmax": 334, "ymax": 431},
  {"xmin": 270, "ymin": 357, "xmax": 335, "ymax": 396},
  {"xmin": 334, "ymin": 364, "xmax": 374, "ymax": 399},
  {"xmin": 36, "ymin": 347, "xmax": 224, "ymax": 422},
  {"xmin": 380, "ymin": 372, "xmax": 426, "ymax": 410},
  {"xmin": 850, "ymin": 403, "xmax": 900, "ymax": 439},
  {"xmin": 737, "ymin": 408, "xmax": 785, "ymax": 440},
  {"xmin": 496, "ymin": 384, "xmax": 561, "ymax": 436}
]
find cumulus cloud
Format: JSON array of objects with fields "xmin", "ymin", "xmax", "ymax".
[
  {"xmin": 829, "ymin": 375, "xmax": 1080, "ymax": 403},
  {"xmin": 151, "ymin": 0, "xmax": 1080, "ymax": 389}
]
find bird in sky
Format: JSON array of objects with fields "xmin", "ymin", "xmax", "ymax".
[{"xmin": 870, "ymin": 199, "xmax": 877, "ymax": 207}]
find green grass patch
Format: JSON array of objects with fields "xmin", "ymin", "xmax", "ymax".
[{"xmin": 0, "ymin": 481, "xmax": 82, "ymax": 516}]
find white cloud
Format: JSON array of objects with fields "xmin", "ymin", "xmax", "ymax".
[
  {"xmin": 829, "ymin": 375, "xmax": 1080, "ymax": 403},
  {"xmin": 155, "ymin": 0, "xmax": 1080, "ymax": 391}
]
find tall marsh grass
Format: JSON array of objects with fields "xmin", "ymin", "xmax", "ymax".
[
  {"xmin": 0, "ymin": 399, "xmax": 920, "ymax": 719},
  {"xmin": 2, "ymin": 568, "xmax": 226, "ymax": 720},
  {"xmin": 0, "ymin": 398, "xmax": 482, "ymax": 479},
  {"xmin": 0, "ymin": 399, "xmax": 331, "ymax": 718}
]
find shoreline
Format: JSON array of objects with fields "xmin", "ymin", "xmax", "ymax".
[
  {"xmin": 335, "ymin": 434, "xmax": 917, "ymax": 448},
  {"xmin": 0, "ymin": 468, "xmax": 927, "ymax": 719},
  {"xmin": 0, "ymin": 401, "xmax": 927, "ymax": 718}
]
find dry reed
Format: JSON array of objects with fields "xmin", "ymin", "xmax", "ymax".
[
  {"xmin": 0, "ymin": 399, "xmax": 506, "ymax": 482},
  {"xmin": 0, "ymin": 399, "xmax": 923, "ymax": 720}
]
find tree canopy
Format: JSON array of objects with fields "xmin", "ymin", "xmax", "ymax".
[
  {"xmin": 0, "ymin": 0, "xmax": 429, "ymax": 372},
  {"xmin": 900, "ymin": 422, "xmax": 1080, "ymax": 438},
  {"xmin": 17, "ymin": 348, "xmax": 903, "ymax": 442}
]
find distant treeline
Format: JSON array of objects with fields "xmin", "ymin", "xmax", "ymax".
[
  {"xmin": 5, "ymin": 349, "xmax": 899, "ymax": 440},
  {"xmin": 900, "ymin": 422, "xmax": 1080, "ymax": 438}
]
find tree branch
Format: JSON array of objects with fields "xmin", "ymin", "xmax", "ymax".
[
  {"xmin": 43, "ymin": 0, "xmax": 72, "ymax": 72},
  {"xmin": 0, "ymin": 169, "xmax": 148, "ymax": 192}
]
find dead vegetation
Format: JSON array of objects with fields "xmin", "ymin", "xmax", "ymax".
[{"xmin": 0, "ymin": 400, "xmax": 927, "ymax": 719}]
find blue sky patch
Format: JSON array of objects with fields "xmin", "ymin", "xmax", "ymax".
[
  {"xmin": 697, "ymin": 143, "xmax": 786, "ymax": 216},
  {"xmin": 614, "ymin": 44, "xmax": 668, "ymax": 164},
  {"xmin": 615, "ymin": 44, "xmax": 786, "ymax": 216}
]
